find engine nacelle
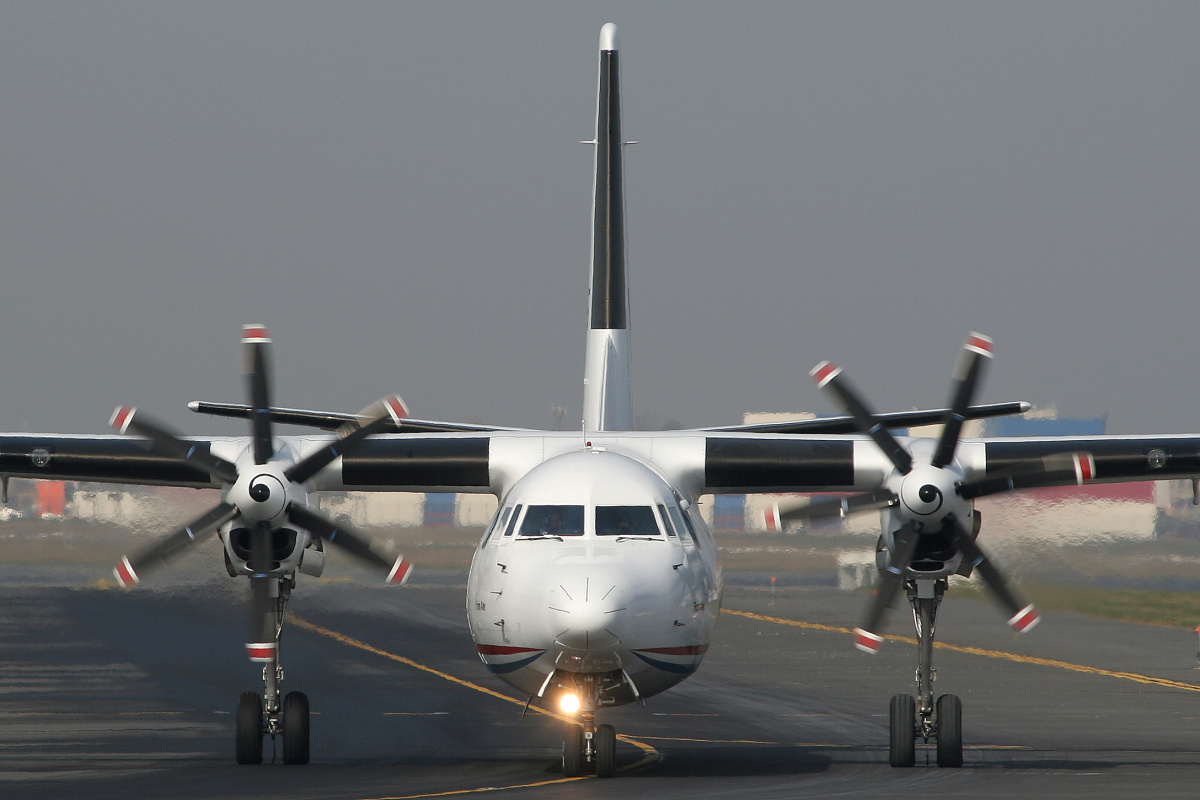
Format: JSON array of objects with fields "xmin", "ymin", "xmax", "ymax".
[{"xmin": 221, "ymin": 526, "xmax": 312, "ymax": 577}]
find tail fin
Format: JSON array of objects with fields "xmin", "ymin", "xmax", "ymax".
[{"xmin": 583, "ymin": 23, "xmax": 632, "ymax": 432}]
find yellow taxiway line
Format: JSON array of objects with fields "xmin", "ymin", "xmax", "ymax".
[
  {"xmin": 290, "ymin": 615, "xmax": 659, "ymax": 799},
  {"xmin": 725, "ymin": 608, "xmax": 1200, "ymax": 693}
]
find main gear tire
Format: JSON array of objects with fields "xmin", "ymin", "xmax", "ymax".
[
  {"xmin": 936, "ymin": 694, "xmax": 963, "ymax": 768},
  {"xmin": 282, "ymin": 691, "xmax": 311, "ymax": 765},
  {"xmin": 888, "ymin": 693, "xmax": 916, "ymax": 768},
  {"xmin": 235, "ymin": 692, "xmax": 263, "ymax": 765}
]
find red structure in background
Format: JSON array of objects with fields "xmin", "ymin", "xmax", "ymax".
[{"xmin": 36, "ymin": 481, "xmax": 65, "ymax": 517}]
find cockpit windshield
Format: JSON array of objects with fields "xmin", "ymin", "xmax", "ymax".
[
  {"xmin": 595, "ymin": 506, "xmax": 660, "ymax": 537},
  {"xmin": 519, "ymin": 505, "xmax": 585, "ymax": 537}
]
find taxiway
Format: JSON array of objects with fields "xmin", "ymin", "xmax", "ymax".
[{"xmin": 2, "ymin": 563, "xmax": 1200, "ymax": 799}]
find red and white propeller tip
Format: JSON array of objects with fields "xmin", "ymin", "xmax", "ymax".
[
  {"xmin": 763, "ymin": 504, "xmax": 781, "ymax": 533},
  {"xmin": 1073, "ymin": 453, "xmax": 1096, "ymax": 484},
  {"xmin": 386, "ymin": 555, "xmax": 414, "ymax": 586},
  {"xmin": 113, "ymin": 556, "xmax": 139, "ymax": 588},
  {"xmin": 853, "ymin": 628, "xmax": 884, "ymax": 655},
  {"xmin": 809, "ymin": 361, "xmax": 842, "ymax": 390},
  {"xmin": 1008, "ymin": 604, "xmax": 1041, "ymax": 634},
  {"xmin": 245, "ymin": 641, "xmax": 277, "ymax": 663},
  {"xmin": 109, "ymin": 406, "xmax": 137, "ymax": 434},
  {"xmin": 382, "ymin": 395, "xmax": 409, "ymax": 423},
  {"xmin": 964, "ymin": 332, "xmax": 994, "ymax": 358},
  {"xmin": 241, "ymin": 324, "xmax": 271, "ymax": 344}
]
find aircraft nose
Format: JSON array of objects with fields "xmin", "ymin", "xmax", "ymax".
[{"xmin": 548, "ymin": 577, "xmax": 625, "ymax": 651}]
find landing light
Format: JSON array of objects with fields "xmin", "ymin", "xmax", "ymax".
[{"xmin": 559, "ymin": 693, "xmax": 581, "ymax": 714}]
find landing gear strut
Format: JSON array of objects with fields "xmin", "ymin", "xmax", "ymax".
[
  {"xmin": 888, "ymin": 578, "xmax": 962, "ymax": 768},
  {"xmin": 559, "ymin": 674, "xmax": 616, "ymax": 778},
  {"xmin": 236, "ymin": 573, "xmax": 310, "ymax": 765}
]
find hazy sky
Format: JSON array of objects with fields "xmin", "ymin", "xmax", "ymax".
[{"xmin": 0, "ymin": 3, "xmax": 1197, "ymax": 436}]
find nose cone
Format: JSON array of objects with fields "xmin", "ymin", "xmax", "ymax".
[{"xmin": 548, "ymin": 576, "xmax": 625, "ymax": 652}]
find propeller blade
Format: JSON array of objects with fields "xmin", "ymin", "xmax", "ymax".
[
  {"xmin": 334, "ymin": 395, "xmax": 410, "ymax": 437},
  {"xmin": 854, "ymin": 524, "xmax": 921, "ymax": 653},
  {"xmin": 947, "ymin": 516, "xmax": 1039, "ymax": 633},
  {"xmin": 110, "ymin": 406, "xmax": 240, "ymax": 484},
  {"xmin": 284, "ymin": 395, "xmax": 408, "ymax": 486},
  {"xmin": 113, "ymin": 502, "xmax": 240, "ymax": 587},
  {"xmin": 931, "ymin": 333, "xmax": 993, "ymax": 469},
  {"xmin": 286, "ymin": 504, "xmax": 412, "ymax": 584},
  {"xmin": 246, "ymin": 524, "xmax": 276, "ymax": 576},
  {"xmin": 246, "ymin": 572, "xmax": 278, "ymax": 663},
  {"xmin": 811, "ymin": 362, "xmax": 913, "ymax": 475},
  {"xmin": 957, "ymin": 452, "xmax": 1096, "ymax": 500},
  {"xmin": 777, "ymin": 489, "xmax": 899, "ymax": 525},
  {"xmin": 242, "ymin": 324, "xmax": 275, "ymax": 465}
]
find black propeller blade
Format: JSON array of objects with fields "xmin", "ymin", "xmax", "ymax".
[
  {"xmin": 284, "ymin": 396, "xmax": 408, "ymax": 486},
  {"xmin": 958, "ymin": 452, "xmax": 1096, "ymax": 500},
  {"xmin": 246, "ymin": 544, "xmax": 278, "ymax": 664},
  {"xmin": 286, "ymin": 504, "xmax": 412, "ymax": 584},
  {"xmin": 946, "ymin": 516, "xmax": 1039, "ymax": 632},
  {"xmin": 776, "ymin": 488, "xmax": 899, "ymax": 526},
  {"xmin": 810, "ymin": 361, "xmax": 913, "ymax": 475},
  {"xmin": 113, "ymin": 502, "xmax": 240, "ymax": 587},
  {"xmin": 110, "ymin": 407, "xmax": 240, "ymax": 484},
  {"xmin": 854, "ymin": 524, "xmax": 920, "ymax": 654},
  {"xmin": 931, "ymin": 333, "xmax": 992, "ymax": 469},
  {"xmin": 242, "ymin": 325, "xmax": 275, "ymax": 466}
]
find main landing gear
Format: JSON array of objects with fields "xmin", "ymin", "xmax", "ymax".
[
  {"xmin": 235, "ymin": 574, "xmax": 310, "ymax": 765},
  {"xmin": 888, "ymin": 577, "xmax": 962, "ymax": 768}
]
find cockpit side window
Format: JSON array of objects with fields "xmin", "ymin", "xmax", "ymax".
[
  {"xmin": 503, "ymin": 504, "xmax": 523, "ymax": 537},
  {"xmin": 656, "ymin": 504, "xmax": 678, "ymax": 537},
  {"xmin": 519, "ymin": 505, "xmax": 585, "ymax": 537},
  {"xmin": 596, "ymin": 506, "xmax": 660, "ymax": 536},
  {"xmin": 482, "ymin": 505, "xmax": 513, "ymax": 546},
  {"xmin": 669, "ymin": 503, "xmax": 700, "ymax": 549}
]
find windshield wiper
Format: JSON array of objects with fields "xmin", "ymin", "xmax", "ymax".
[
  {"xmin": 615, "ymin": 536, "xmax": 662, "ymax": 542},
  {"xmin": 518, "ymin": 534, "xmax": 564, "ymax": 541}
]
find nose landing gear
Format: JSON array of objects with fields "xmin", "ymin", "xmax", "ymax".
[
  {"xmin": 562, "ymin": 712, "xmax": 616, "ymax": 778},
  {"xmin": 888, "ymin": 578, "xmax": 963, "ymax": 768},
  {"xmin": 234, "ymin": 574, "xmax": 310, "ymax": 765}
]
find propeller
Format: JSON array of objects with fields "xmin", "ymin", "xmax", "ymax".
[
  {"xmin": 797, "ymin": 334, "xmax": 1094, "ymax": 653},
  {"xmin": 110, "ymin": 324, "xmax": 413, "ymax": 589}
]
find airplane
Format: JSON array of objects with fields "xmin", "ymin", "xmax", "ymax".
[{"xmin": 3, "ymin": 23, "xmax": 1200, "ymax": 775}]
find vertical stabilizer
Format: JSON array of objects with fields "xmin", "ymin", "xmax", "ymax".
[{"xmin": 583, "ymin": 23, "xmax": 633, "ymax": 432}]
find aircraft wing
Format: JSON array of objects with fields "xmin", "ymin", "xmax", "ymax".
[
  {"xmin": 319, "ymin": 430, "xmax": 1200, "ymax": 496},
  {"xmin": 0, "ymin": 434, "xmax": 220, "ymax": 488},
  {"xmin": 696, "ymin": 401, "xmax": 1029, "ymax": 436},
  {"xmin": 188, "ymin": 401, "xmax": 531, "ymax": 434},
  {"xmin": 0, "ymin": 429, "xmax": 1195, "ymax": 499},
  {"xmin": 701, "ymin": 432, "xmax": 1200, "ymax": 493}
]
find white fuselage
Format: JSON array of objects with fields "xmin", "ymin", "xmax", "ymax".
[{"xmin": 465, "ymin": 448, "xmax": 722, "ymax": 705}]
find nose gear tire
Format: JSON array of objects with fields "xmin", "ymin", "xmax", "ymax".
[
  {"xmin": 594, "ymin": 723, "xmax": 616, "ymax": 778},
  {"xmin": 562, "ymin": 724, "xmax": 584, "ymax": 778}
]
